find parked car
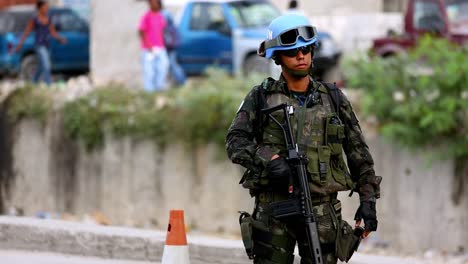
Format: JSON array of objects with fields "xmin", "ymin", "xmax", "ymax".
[
  {"xmin": 0, "ymin": 6, "xmax": 89, "ymax": 80},
  {"xmin": 312, "ymin": 31, "xmax": 341, "ymax": 80},
  {"xmin": 372, "ymin": 0, "xmax": 468, "ymax": 57},
  {"xmin": 175, "ymin": 0, "xmax": 342, "ymax": 79}
]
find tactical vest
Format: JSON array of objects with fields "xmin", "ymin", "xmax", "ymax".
[{"xmin": 258, "ymin": 81, "xmax": 354, "ymax": 195}]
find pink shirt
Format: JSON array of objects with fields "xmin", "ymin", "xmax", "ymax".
[{"xmin": 139, "ymin": 10, "xmax": 166, "ymax": 49}]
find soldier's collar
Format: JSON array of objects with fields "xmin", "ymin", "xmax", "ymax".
[
  {"xmin": 262, "ymin": 75, "xmax": 321, "ymax": 95},
  {"xmin": 316, "ymin": 81, "xmax": 328, "ymax": 93},
  {"xmin": 279, "ymin": 74, "xmax": 314, "ymax": 94},
  {"xmin": 309, "ymin": 77, "xmax": 322, "ymax": 92}
]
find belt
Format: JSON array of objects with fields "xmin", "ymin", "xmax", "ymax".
[
  {"xmin": 311, "ymin": 193, "xmax": 338, "ymax": 205},
  {"xmin": 257, "ymin": 192, "xmax": 337, "ymax": 205}
]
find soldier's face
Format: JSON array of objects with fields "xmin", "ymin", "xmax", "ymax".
[{"xmin": 279, "ymin": 47, "xmax": 312, "ymax": 72}]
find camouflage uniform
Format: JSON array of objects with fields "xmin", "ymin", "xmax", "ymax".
[{"xmin": 226, "ymin": 76, "xmax": 381, "ymax": 264}]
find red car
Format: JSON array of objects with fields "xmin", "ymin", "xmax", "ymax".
[{"xmin": 372, "ymin": 0, "xmax": 468, "ymax": 57}]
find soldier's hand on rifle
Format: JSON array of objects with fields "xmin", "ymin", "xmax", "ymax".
[
  {"xmin": 354, "ymin": 201, "xmax": 377, "ymax": 238},
  {"xmin": 266, "ymin": 155, "xmax": 291, "ymax": 187}
]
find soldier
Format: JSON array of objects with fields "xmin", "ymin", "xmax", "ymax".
[{"xmin": 226, "ymin": 14, "xmax": 381, "ymax": 264}]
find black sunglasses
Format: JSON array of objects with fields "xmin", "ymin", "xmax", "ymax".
[{"xmin": 279, "ymin": 45, "xmax": 314, "ymax": 57}]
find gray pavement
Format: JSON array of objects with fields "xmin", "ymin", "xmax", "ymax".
[
  {"xmin": 0, "ymin": 250, "xmax": 158, "ymax": 264},
  {"xmin": 0, "ymin": 249, "xmax": 448, "ymax": 264},
  {"xmin": 346, "ymin": 254, "xmax": 428, "ymax": 264},
  {"xmin": 0, "ymin": 217, "xmax": 463, "ymax": 264}
]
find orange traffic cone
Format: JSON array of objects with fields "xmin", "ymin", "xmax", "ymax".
[{"xmin": 161, "ymin": 210, "xmax": 190, "ymax": 264}]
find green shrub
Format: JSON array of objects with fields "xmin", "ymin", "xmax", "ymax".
[
  {"xmin": 173, "ymin": 68, "xmax": 263, "ymax": 148},
  {"xmin": 62, "ymin": 85, "xmax": 172, "ymax": 150},
  {"xmin": 344, "ymin": 36, "xmax": 468, "ymax": 159},
  {"xmin": 4, "ymin": 84, "xmax": 54, "ymax": 124},
  {"xmin": 61, "ymin": 68, "xmax": 264, "ymax": 151},
  {"xmin": 0, "ymin": 69, "xmax": 264, "ymax": 151}
]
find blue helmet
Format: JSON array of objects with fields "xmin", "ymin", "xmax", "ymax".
[{"xmin": 258, "ymin": 14, "xmax": 319, "ymax": 59}]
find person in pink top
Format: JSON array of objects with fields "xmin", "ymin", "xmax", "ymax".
[{"xmin": 139, "ymin": 0, "xmax": 169, "ymax": 91}]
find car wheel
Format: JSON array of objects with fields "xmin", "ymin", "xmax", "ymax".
[
  {"xmin": 19, "ymin": 54, "xmax": 38, "ymax": 82},
  {"xmin": 243, "ymin": 55, "xmax": 269, "ymax": 76}
]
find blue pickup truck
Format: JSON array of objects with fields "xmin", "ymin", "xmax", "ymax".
[
  {"xmin": 175, "ymin": 0, "xmax": 342, "ymax": 79},
  {"xmin": 0, "ymin": 6, "xmax": 89, "ymax": 80}
]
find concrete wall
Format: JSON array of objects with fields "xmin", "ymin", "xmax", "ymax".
[
  {"xmin": 2, "ymin": 115, "xmax": 467, "ymax": 253},
  {"xmin": 271, "ymin": 0, "xmax": 408, "ymax": 15},
  {"xmin": 272, "ymin": 0, "xmax": 383, "ymax": 16},
  {"xmin": 310, "ymin": 14, "xmax": 403, "ymax": 53},
  {"xmin": 7, "ymin": 117, "xmax": 252, "ymax": 234},
  {"xmin": 90, "ymin": 0, "xmax": 148, "ymax": 87}
]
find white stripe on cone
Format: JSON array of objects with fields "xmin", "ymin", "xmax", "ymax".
[{"xmin": 161, "ymin": 245, "xmax": 190, "ymax": 264}]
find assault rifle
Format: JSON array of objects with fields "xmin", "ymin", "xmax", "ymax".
[{"xmin": 261, "ymin": 103, "xmax": 323, "ymax": 264}]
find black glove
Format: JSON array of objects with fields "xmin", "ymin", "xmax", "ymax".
[
  {"xmin": 266, "ymin": 157, "xmax": 291, "ymax": 186},
  {"xmin": 354, "ymin": 201, "xmax": 378, "ymax": 232}
]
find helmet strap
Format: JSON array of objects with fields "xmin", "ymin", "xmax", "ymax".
[
  {"xmin": 309, "ymin": 60, "xmax": 315, "ymax": 76},
  {"xmin": 282, "ymin": 65, "xmax": 310, "ymax": 78}
]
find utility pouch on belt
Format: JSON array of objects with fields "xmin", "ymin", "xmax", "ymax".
[
  {"xmin": 239, "ymin": 211, "xmax": 255, "ymax": 259},
  {"xmin": 336, "ymin": 221, "xmax": 363, "ymax": 262},
  {"xmin": 268, "ymin": 198, "xmax": 302, "ymax": 219}
]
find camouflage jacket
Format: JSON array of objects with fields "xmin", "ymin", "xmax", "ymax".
[{"xmin": 226, "ymin": 76, "xmax": 381, "ymax": 201}]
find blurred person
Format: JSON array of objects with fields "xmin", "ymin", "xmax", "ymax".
[
  {"xmin": 226, "ymin": 14, "xmax": 381, "ymax": 263},
  {"xmin": 14, "ymin": 0, "xmax": 67, "ymax": 85},
  {"xmin": 139, "ymin": 0, "xmax": 169, "ymax": 91},
  {"xmin": 161, "ymin": 4, "xmax": 186, "ymax": 86},
  {"xmin": 286, "ymin": 0, "xmax": 306, "ymax": 16}
]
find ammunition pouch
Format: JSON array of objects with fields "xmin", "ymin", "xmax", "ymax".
[
  {"xmin": 238, "ymin": 211, "xmax": 295, "ymax": 262},
  {"xmin": 239, "ymin": 211, "xmax": 255, "ymax": 259},
  {"xmin": 331, "ymin": 200, "xmax": 363, "ymax": 262},
  {"xmin": 336, "ymin": 221, "xmax": 363, "ymax": 262}
]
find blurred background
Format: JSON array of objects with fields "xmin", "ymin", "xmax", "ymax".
[{"xmin": 0, "ymin": 0, "xmax": 466, "ymax": 263}]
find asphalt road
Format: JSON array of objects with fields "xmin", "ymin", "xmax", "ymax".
[
  {"xmin": 0, "ymin": 250, "xmax": 455, "ymax": 264},
  {"xmin": 0, "ymin": 250, "xmax": 159, "ymax": 264}
]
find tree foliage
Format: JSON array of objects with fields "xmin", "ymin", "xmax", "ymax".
[{"xmin": 344, "ymin": 36, "xmax": 468, "ymax": 159}]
